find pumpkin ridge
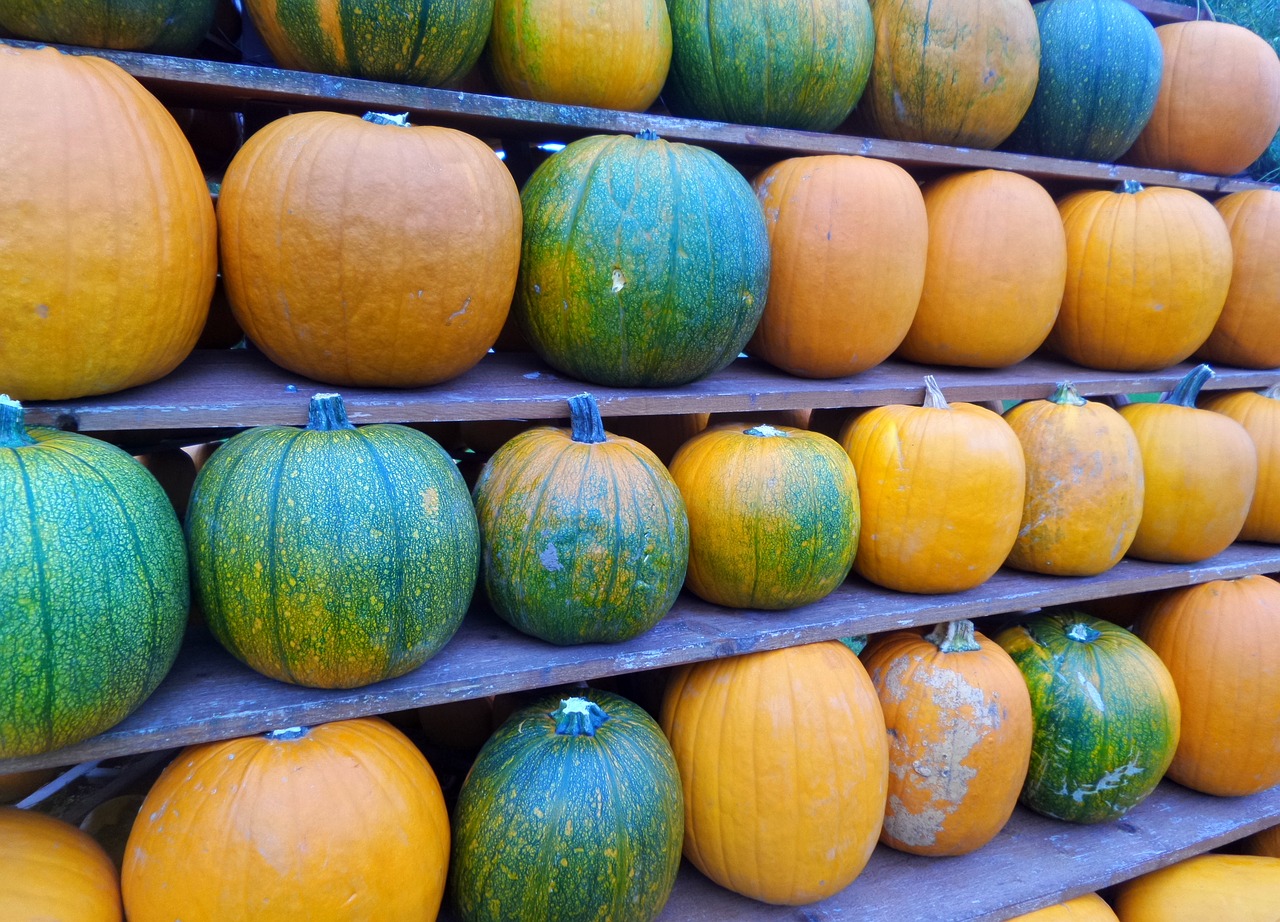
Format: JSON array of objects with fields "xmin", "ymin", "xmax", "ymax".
[
  {"xmin": 262, "ymin": 431, "xmax": 305, "ymax": 685},
  {"xmin": 8, "ymin": 450, "xmax": 56, "ymax": 754},
  {"xmin": 556, "ymin": 140, "xmax": 613, "ymax": 371},
  {"xmin": 355, "ymin": 430, "xmax": 410, "ymax": 663},
  {"xmin": 508, "ymin": 440, "xmax": 576, "ymax": 620}
]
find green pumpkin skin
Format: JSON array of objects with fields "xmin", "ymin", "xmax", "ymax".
[
  {"xmin": 1005, "ymin": 0, "xmax": 1163, "ymax": 161},
  {"xmin": 515, "ymin": 131, "xmax": 771, "ymax": 387},
  {"xmin": 996, "ymin": 612, "xmax": 1181, "ymax": 824},
  {"xmin": 450, "ymin": 689, "xmax": 684, "ymax": 922},
  {"xmin": 663, "ymin": 0, "xmax": 875, "ymax": 131},
  {"xmin": 0, "ymin": 397, "xmax": 188, "ymax": 759},
  {"xmin": 186, "ymin": 393, "xmax": 479, "ymax": 689},
  {"xmin": 0, "ymin": 0, "xmax": 218, "ymax": 54}
]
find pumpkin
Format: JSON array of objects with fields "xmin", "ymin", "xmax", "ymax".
[
  {"xmin": 0, "ymin": 45, "xmax": 217, "ymax": 401},
  {"xmin": 1048, "ymin": 181, "xmax": 1233, "ymax": 372},
  {"xmin": 0, "ymin": 0, "xmax": 217, "ymax": 53},
  {"xmin": 0, "ymin": 767, "xmax": 58, "ymax": 804},
  {"xmin": 80, "ymin": 794, "xmax": 145, "ymax": 873},
  {"xmin": 473, "ymin": 393, "xmax": 689, "ymax": 644},
  {"xmin": 659, "ymin": 641, "xmax": 889, "ymax": 905},
  {"xmin": 450, "ymin": 690, "xmax": 684, "ymax": 922},
  {"xmin": 839, "ymin": 376, "xmax": 1026, "ymax": 594},
  {"xmin": 185, "ymin": 392, "xmax": 479, "ymax": 689},
  {"xmin": 862, "ymin": 620, "xmax": 1033, "ymax": 857},
  {"xmin": 488, "ymin": 0, "xmax": 671, "ymax": 111},
  {"xmin": 243, "ymin": 0, "xmax": 492, "ymax": 87},
  {"xmin": 132, "ymin": 446, "xmax": 198, "ymax": 521},
  {"xmin": 896, "ymin": 169, "xmax": 1067, "ymax": 368},
  {"xmin": 121, "ymin": 717, "xmax": 450, "ymax": 921},
  {"xmin": 1008, "ymin": 893, "xmax": 1120, "ymax": 921},
  {"xmin": 514, "ymin": 130, "xmax": 770, "ymax": 387},
  {"xmin": 1241, "ymin": 823, "xmax": 1280, "ymax": 858},
  {"xmin": 662, "ymin": 0, "xmax": 875, "ymax": 131},
  {"xmin": 0, "ymin": 806, "xmax": 122, "ymax": 921},
  {"xmin": 219, "ymin": 110, "xmax": 521, "ymax": 388},
  {"xmin": 668, "ymin": 422, "xmax": 860, "ymax": 610},
  {"xmin": 1201, "ymin": 385, "xmax": 1280, "ymax": 543},
  {"xmin": 416, "ymin": 696, "xmax": 497, "ymax": 753},
  {"xmin": 860, "ymin": 0, "xmax": 1040, "ymax": 148},
  {"xmin": 0, "ymin": 396, "xmax": 188, "ymax": 760},
  {"xmin": 1198, "ymin": 189, "xmax": 1280, "ymax": 369},
  {"xmin": 598, "ymin": 413, "xmax": 710, "ymax": 467},
  {"xmin": 1133, "ymin": 575, "xmax": 1280, "ymax": 796},
  {"xmin": 1004, "ymin": 0, "xmax": 1163, "ymax": 162},
  {"xmin": 1119, "ymin": 364, "xmax": 1257, "ymax": 563},
  {"xmin": 995, "ymin": 611, "xmax": 1181, "ymax": 824},
  {"xmin": 1126, "ymin": 21, "xmax": 1280, "ymax": 177},
  {"xmin": 1110, "ymin": 854, "xmax": 1280, "ymax": 922},
  {"xmin": 1003, "ymin": 382, "xmax": 1145, "ymax": 576},
  {"xmin": 748, "ymin": 154, "xmax": 928, "ymax": 378}
]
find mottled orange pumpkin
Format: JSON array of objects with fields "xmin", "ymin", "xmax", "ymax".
[
  {"xmin": 659, "ymin": 641, "xmax": 889, "ymax": 905},
  {"xmin": 1111, "ymin": 854, "xmax": 1280, "ymax": 922},
  {"xmin": 1201, "ymin": 385, "xmax": 1280, "ymax": 543},
  {"xmin": 748, "ymin": 154, "xmax": 928, "ymax": 378},
  {"xmin": 862, "ymin": 620, "xmax": 1033, "ymax": 857},
  {"xmin": 0, "ymin": 806, "xmax": 122, "ymax": 922},
  {"xmin": 1198, "ymin": 190, "xmax": 1280, "ymax": 369},
  {"xmin": 1008, "ymin": 893, "xmax": 1120, "ymax": 921},
  {"xmin": 1134, "ymin": 575, "xmax": 1280, "ymax": 796}
]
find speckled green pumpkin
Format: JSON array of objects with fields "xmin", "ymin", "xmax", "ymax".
[
  {"xmin": 662, "ymin": 0, "xmax": 875, "ymax": 131},
  {"xmin": 243, "ymin": 0, "xmax": 492, "ymax": 86},
  {"xmin": 185, "ymin": 392, "xmax": 479, "ymax": 689},
  {"xmin": 515, "ymin": 130, "xmax": 770, "ymax": 387},
  {"xmin": 0, "ymin": 0, "xmax": 218, "ymax": 54},
  {"xmin": 450, "ymin": 689, "xmax": 684, "ymax": 922},
  {"xmin": 473, "ymin": 393, "xmax": 689, "ymax": 645},
  {"xmin": 995, "ymin": 611, "xmax": 1181, "ymax": 824},
  {"xmin": 0, "ymin": 396, "xmax": 188, "ymax": 759}
]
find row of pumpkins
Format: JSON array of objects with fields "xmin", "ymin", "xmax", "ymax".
[
  {"xmin": 2, "ymin": 569, "xmax": 1279, "ymax": 919},
  {"xmin": 4, "ymin": 37, "xmax": 1280, "ymax": 406}
]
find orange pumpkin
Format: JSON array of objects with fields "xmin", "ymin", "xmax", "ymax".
[
  {"xmin": 0, "ymin": 806, "xmax": 122, "ymax": 921},
  {"xmin": 897, "ymin": 169, "xmax": 1067, "ymax": 369},
  {"xmin": 602, "ymin": 411, "xmax": 709, "ymax": 466},
  {"xmin": 659, "ymin": 641, "xmax": 888, "ymax": 905},
  {"xmin": 1198, "ymin": 189, "xmax": 1280, "ymax": 369},
  {"xmin": 121, "ymin": 717, "xmax": 451, "ymax": 921},
  {"xmin": 1134, "ymin": 575, "xmax": 1280, "ymax": 796},
  {"xmin": 1008, "ymin": 893, "xmax": 1120, "ymax": 921},
  {"xmin": 219, "ymin": 110, "xmax": 522, "ymax": 388},
  {"xmin": 748, "ymin": 155, "xmax": 928, "ymax": 378},
  {"xmin": 1126, "ymin": 21, "xmax": 1280, "ymax": 177},
  {"xmin": 0, "ymin": 767, "xmax": 59, "ymax": 805},
  {"xmin": 133, "ymin": 446, "xmax": 198, "ymax": 521},
  {"xmin": 862, "ymin": 620, "xmax": 1033, "ymax": 856},
  {"xmin": 1048, "ymin": 181, "xmax": 1232, "ymax": 372},
  {"xmin": 0, "ymin": 44, "xmax": 217, "ymax": 400},
  {"xmin": 1003, "ymin": 382, "xmax": 1145, "ymax": 576},
  {"xmin": 1201, "ymin": 385, "xmax": 1280, "ymax": 543},
  {"xmin": 1119, "ymin": 365, "xmax": 1257, "ymax": 563},
  {"xmin": 840, "ymin": 376, "xmax": 1026, "ymax": 594},
  {"xmin": 1241, "ymin": 822, "xmax": 1280, "ymax": 859},
  {"xmin": 1111, "ymin": 853, "xmax": 1280, "ymax": 922}
]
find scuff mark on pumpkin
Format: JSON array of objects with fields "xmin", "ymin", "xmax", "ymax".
[
  {"xmin": 611, "ymin": 268, "xmax": 625, "ymax": 293},
  {"xmin": 1076, "ymin": 672, "xmax": 1105, "ymax": 712},
  {"xmin": 35, "ymin": 303, "xmax": 49, "ymax": 319},
  {"xmin": 447, "ymin": 297, "xmax": 471, "ymax": 324},
  {"xmin": 420, "ymin": 487, "xmax": 439, "ymax": 515},
  {"xmin": 540, "ymin": 543, "xmax": 563, "ymax": 571}
]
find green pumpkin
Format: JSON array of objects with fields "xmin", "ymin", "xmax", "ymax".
[
  {"xmin": 450, "ymin": 689, "xmax": 684, "ymax": 922},
  {"xmin": 185, "ymin": 392, "xmax": 479, "ymax": 689},
  {"xmin": 515, "ymin": 130, "xmax": 770, "ymax": 387},
  {"xmin": 242, "ymin": 0, "xmax": 492, "ymax": 86},
  {"xmin": 1004, "ymin": 0, "xmax": 1164, "ymax": 162},
  {"xmin": 0, "ymin": 395, "xmax": 188, "ymax": 759},
  {"xmin": 995, "ymin": 611, "xmax": 1181, "ymax": 824},
  {"xmin": 663, "ymin": 0, "xmax": 875, "ymax": 131},
  {"xmin": 473, "ymin": 393, "xmax": 689, "ymax": 645},
  {"xmin": 0, "ymin": 0, "xmax": 218, "ymax": 54}
]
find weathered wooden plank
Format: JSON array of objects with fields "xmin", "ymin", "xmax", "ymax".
[{"xmin": 1126, "ymin": 0, "xmax": 1201, "ymax": 24}]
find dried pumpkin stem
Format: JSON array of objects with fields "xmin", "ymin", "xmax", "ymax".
[
  {"xmin": 1163, "ymin": 363, "xmax": 1215, "ymax": 408},
  {"xmin": 567, "ymin": 392, "xmax": 607, "ymax": 444},
  {"xmin": 1066, "ymin": 622, "xmax": 1103, "ymax": 644},
  {"xmin": 553, "ymin": 697, "xmax": 610, "ymax": 736},
  {"xmin": 1050, "ymin": 381, "xmax": 1087, "ymax": 407},
  {"xmin": 745, "ymin": 423, "xmax": 787, "ymax": 438},
  {"xmin": 922, "ymin": 375, "xmax": 950, "ymax": 410},
  {"xmin": 307, "ymin": 393, "xmax": 357, "ymax": 431},
  {"xmin": 926, "ymin": 620, "xmax": 981, "ymax": 653}
]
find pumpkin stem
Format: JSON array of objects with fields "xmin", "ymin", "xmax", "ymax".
[
  {"xmin": 1050, "ymin": 381, "xmax": 1087, "ymax": 407},
  {"xmin": 1262, "ymin": 383, "xmax": 1280, "ymax": 401},
  {"xmin": 635, "ymin": 129, "xmax": 660, "ymax": 142},
  {"xmin": 553, "ymin": 697, "xmax": 610, "ymax": 737},
  {"xmin": 1065, "ymin": 621, "xmax": 1103, "ymax": 644},
  {"xmin": 567, "ymin": 393, "xmax": 608, "ymax": 444},
  {"xmin": 1118, "ymin": 180, "xmax": 1144, "ymax": 195},
  {"xmin": 839, "ymin": 635, "xmax": 868, "ymax": 655},
  {"xmin": 265, "ymin": 726, "xmax": 309, "ymax": 740},
  {"xmin": 922, "ymin": 375, "xmax": 950, "ymax": 410},
  {"xmin": 926, "ymin": 620, "xmax": 981, "ymax": 653},
  {"xmin": 1161, "ymin": 364, "xmax": 1215, "ymax": 408},
  {"xmin": 745, "ymin": 423, "xmax": 787, "ymax": 438},
  {"xmin": 362, "ymin": 112, "xmax": 411, "ymax": 127},
  {"xmin": 0, "ymin": 395, "xmax": 36, "ymax": 448},
  {"xmin": 307, "ymin": 393, "xmax": 357, "ymax": 431}
]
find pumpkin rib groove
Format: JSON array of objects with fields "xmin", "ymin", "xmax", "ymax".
[
  {"xmin": 510, "ymin": 445, "xmax": 575, "ymax": 616},
  {"xmin": 357, "ymin": 432, "xmax": 409, "ymax": 657},
  {"xmin": 9, "ymin": 451, "xmax": 55, "ymax": 754},
  {"xmin": 263, "ymin": 432, "xmax": 303, "ymax": 685}
]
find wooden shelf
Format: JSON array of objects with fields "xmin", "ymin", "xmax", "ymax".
[{"xmin": 4, "ymin": 542, "xmax": 1277, "ymax": 774}]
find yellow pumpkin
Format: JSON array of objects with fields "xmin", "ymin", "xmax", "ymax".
[
  {"xmin": 1008, "ymin": 893, "xmax": 1119, "ymax": 921},
  {"xmin": 0, "ymin": 806, "xmax": 122, "ymax": 921},
  {"xmin": 1198, "ymin": 189, "xmax": 1280, "ymax": 369},
  {"xmin": 1201, "ymin": 385, "xmax": 1280, "ymax": 544},
  {"xmin": 1111, "ymin": 853, "xmax": 1280, "ymax": 922}
]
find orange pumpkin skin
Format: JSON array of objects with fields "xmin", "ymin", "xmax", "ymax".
[
  {"xmin": 0, "ymin": 767, "xmax": 58, "ymax": 804},
  {"xmin": 1111, "ymin": 854, "xmax": 1280, "ymax": 922},
  {"xmin": 1003, "ymin": 383, "xmax": 1145, "ymax": 576},
  {"xmin": 1134, "ymin": 575, "xmax": 1280, "ymax": 796},
  {"xmin": 219, "ymin": 110, "xmax": 522, "ymax": 387},
  {"xmin": 748, "ymin": 155, "xmax": 928, "ymax": 378},
  {"xmin": 1201, "ymin": 386, "xmax": 1280, "ymax": 543},
  {"xmin": 659, "ymin": 641, "xmax": 888, "ymax": 905},
  {"xmin": 0, "ymin": 806, "xmax": 122, "ymax": 922},
  {"xmin": 1008, "ymin": 893, "xmax": 1119, "ymax": 921},
  {"xmin": 862, "ymin": 621, "xmax": 1033, "ymax": 857},
  {"xmin": 0, "ymin": 45, "xmax": 217, "ymax": 401},
  {"xmin": 1118, "ymin": 366, "xmax": 1257, "ymax": 563},
  {"xmin": 840, "ymin": 377, "xmax": 1026, "ymax": 594},
  {"xmin": 1049, "ymin": 182, "xmax": 1232, "ymax": 372},
  {"xmin": 121, "ymin": 717, "xmax": 450, "ymax": 922},
  {"xmin": 897, "ymin": 169, "xmax": 1067, "ymax": 369},
  {"xmin": 1198, "ymin": 190, "xmax": 1280, "ymax": 369},
  {"xmin": 1127, "ymin": 22, "xmax": 1280, "ymax": 177},
  {"xmin": 1241, "ymin": 823, "xmax": 1280, "ymax": 858}
]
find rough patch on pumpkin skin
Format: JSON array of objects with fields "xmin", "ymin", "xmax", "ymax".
[
  {"xmin": 1061, "ymin": 758, "xmax": 1146, "ymax": 804},
  {"xmin": 1076, "ymin": 672, "xmax": 1105, "ymax": 712},
  {"xmin": 540, "ymin": 543, "xmax": 563, "ymax": 571},
  {"xmin": 35, "ymin": 303, "xmax": 49, "ymax": 319},
  {"xmin": 419, "ymin": 487, "xmax": 439, "ymax": 515},
  {"xmin": 884, "ymin": 793, "xmax": 948, "ymax": 847}
]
